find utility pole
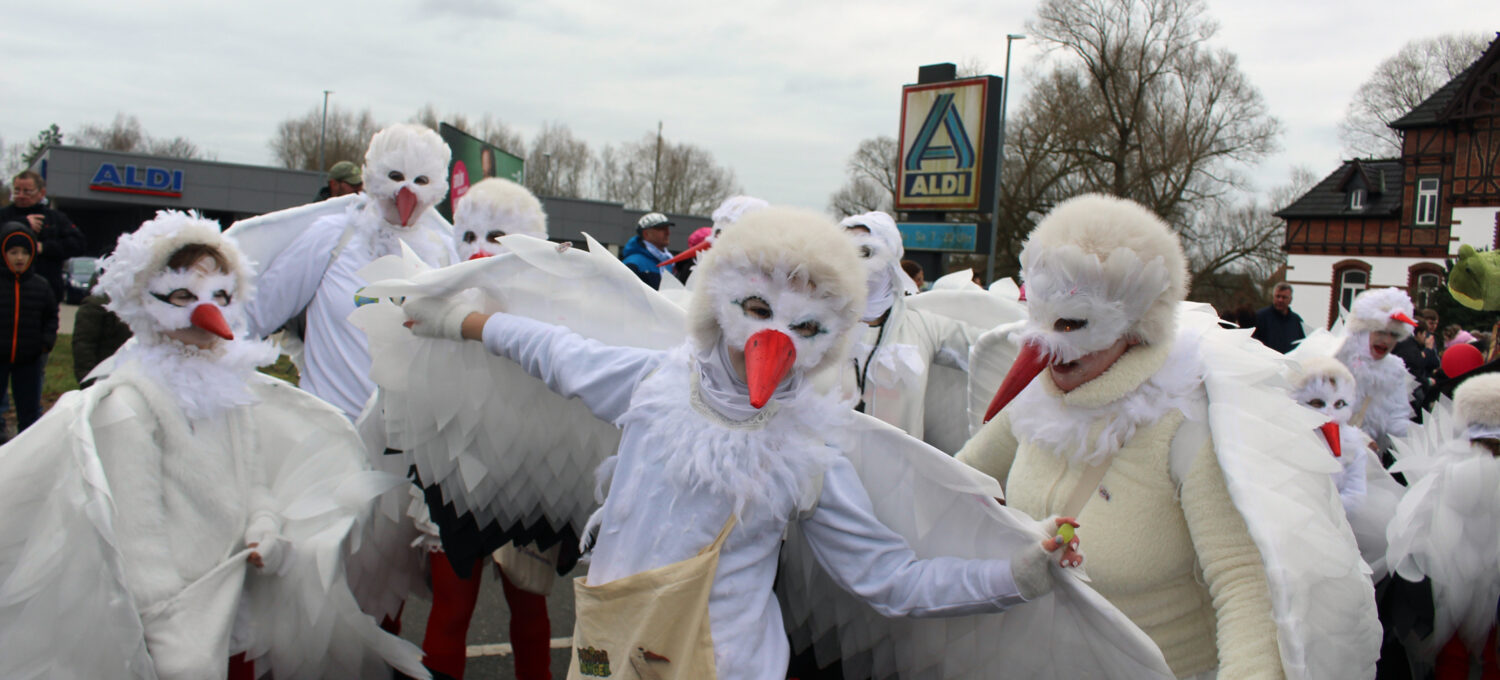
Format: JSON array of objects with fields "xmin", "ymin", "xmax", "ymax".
[
  {"xmin": 984, "ymin": 34, "xmax": 1024, "ymax": 287},
  {"xmin": 317, "ymin": 89, "xmax": 333, "ymax": 172},
  {"xmin": 651, "ymin": 120, "xmax": 663, "ymax": 211}
]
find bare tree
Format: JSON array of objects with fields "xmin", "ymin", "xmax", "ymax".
[
  {"xmin": 1183, "ymin": 166, "xmax": 1318, "ymax": 282},
  {"xmin": 270, "ymin": 106, "xmax": 382, "ymax": 171},
  {"xmin": 525, "ymin": 122, "xmax": 592, "ymax": 198},
  {"xmin": 827, "ymin": 136, "xmax": 898, "ymax": 217},
  {"xmin": 74, "ymin": 113, "xmax": 211, "ymax": 159},
  {"xmin": 411, "ymin": 104, "xmax": 526, "ymax": 157},
  {"xmin": 594, "ymin": 132, "xmax": 738, "ymax": 214},
  {"xmin": 1339, "ymin": 33, "xmax": 1491, "ymax": 158}
]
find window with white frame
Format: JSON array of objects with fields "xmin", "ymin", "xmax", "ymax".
[
  {"xmin": 1415, "ymin": 272, "xmax": 1443, "ymax": 309},
  {"xmin": 1350, "ymin": 189, "xmax": 1365, "ymax": 210},
  {"xmin": 1415, "ymin": 178, "xmax": 1440, "ymax": 225},
  {"xmin": 1338, "ymin": 269, "xmax": 1368, "ymax": 317}
]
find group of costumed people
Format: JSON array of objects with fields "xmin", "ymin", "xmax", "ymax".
[{"xmin": 0, "ymin": 121, "xmax": 1494, "ymax": 680}]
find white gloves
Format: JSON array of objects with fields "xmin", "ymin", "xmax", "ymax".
[
  {"xmin": 1012, "ymin": 516, "xmax": 1083, "ymax": 601},
  {"xmin": 245, "ymin": 514, "xmax": 290, "ymax": 576},
  {"xmin": 403, "ymin": 294, "xmax": 479, "ymax": 342}
]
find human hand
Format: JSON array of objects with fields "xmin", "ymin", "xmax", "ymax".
[
  {"xmin": 245, "ymin": 516, "xmax": 289, "ymax": 575},
  {"xmin": 24, "ymin": 214, "xmax": 43, "ymax": 231},
  {"xmin": 402, "ymin": 294, "xmax": 480, "ymax": 341},
  {"xmin": 1040, "ymin": 516, "xmax": 1083, "ymax": 568}
]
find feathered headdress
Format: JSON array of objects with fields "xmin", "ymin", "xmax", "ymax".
[{"xmin": 1347, "ymin": 288, "xmax": 1418, "ymax": 339}]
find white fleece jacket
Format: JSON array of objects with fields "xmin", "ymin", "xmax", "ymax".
[{"xmin": 846, "ymin": 294, "xmax": 982, "ymax": 441}]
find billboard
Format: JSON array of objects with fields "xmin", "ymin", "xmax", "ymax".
[
  {"xmin": 895, "ymin": 76, "xmax": 1001, "ymax": 212},
  {"xmin": 438, "ymin": 122, "xmax": 525, "ymax": 217}
]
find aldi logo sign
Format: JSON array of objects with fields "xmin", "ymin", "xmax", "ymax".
[
  {"xmin": 896, "ymin": 76, "xmax": 999, "ymax": 212},
  {"xmin": 89, "ymin": 163, "xmax": 184, "ymax": 198}
]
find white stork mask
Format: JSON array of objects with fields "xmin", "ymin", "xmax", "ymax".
[
  {"xmin": 362, "ymin": 124, "xmax": 451, "ymax": 228},
  {"xmin": 1291, "ymin": 356, "xmax": 1359, "ymax": 457},
  {"xmin": 454, "ymin": 177, "xmax": 548, "ymax": 260},
  {"xmin": 689, "ymin": 206, "xmax": 865, "ymax": 408},
  {"xmin": 656, "ymin": 195, "xmax": 769, "ymax": 269}
]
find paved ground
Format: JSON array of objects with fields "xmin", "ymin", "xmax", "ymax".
[{"xmin": 397, "ymin": 562, "xmax": 581, "ymax": 679}]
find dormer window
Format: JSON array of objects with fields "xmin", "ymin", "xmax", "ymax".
[{"xmin": 1349, "ymin": 189, "xmax": 1365, "ymax": 210}]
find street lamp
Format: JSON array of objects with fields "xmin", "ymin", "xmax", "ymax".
[
  {"xmin": 985, "ymin": 33, "xmax": 1025, "ymax": 287},
  {"xmin": 317, "ymin": 89, "xmax": 333, "ymax": 172}
]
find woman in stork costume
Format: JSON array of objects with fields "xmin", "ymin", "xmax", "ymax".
[
  {"xmin": 1385, "ymin": 374, "xmax": 1500, "ymax": 678},
  {"xmin": 0, "ymin": 211, "xmax": 426, "ymax": 679},
  {"xmin": 1288, "ymin": 356, "xmax": 1403, "ymax": 579},
  {"xmin": 356, "ymin": 205, "xmax": 1176, "ymax": 679},
  {"xmin": 959, "ymin": 194, "xmax": 1381, "ymax": 679}
]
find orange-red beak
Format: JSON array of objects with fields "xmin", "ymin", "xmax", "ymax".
[
  {"xmin": 468, "ymin": 251, "xmax": 493, "ymax": 260},
  {"xmin": 745, "ymin": 329, "xmax": 795, "ymax": 409},
  {"xmin": 984, "ymin": 342, "xmax": 1049, "ymax": 423},
  {"xmin": 1319, "ymin": 421, "xmax": 1342, "ymax": 457},
  {"xmin": 190, "ymin": 303, "xmax": 234, "ymax": 340},
  {"xmin": 396, "ymin": 187, "xmax": 420, "ymax": 226},
  {"xmin": 658, "ymin": 239, "xmax": 712, "ymax": 268},
  {"xmin": 1389, "ymin": 312, "xmax": 1419, "ymax": 328}
]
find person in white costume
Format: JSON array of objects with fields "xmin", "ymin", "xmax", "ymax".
[
  {"xmin": 454, "ymin": 178, "xmax": 547, "ymax": 261},
  {"xmin": 1385, "ymin": 374, "xmax": 1500, "ymax": 678},
  {"xmin": 245, "ymin": 123, "xmax": 458, "ymax": 419},
  {"xmin": 1335, "ymin": 287, "xmax": 1420, "ymax": 449},
  {"xmin": 402, "ymin": 206, "xmax": 1085, "ymax": 680},
  {"xmin": 838, "ymin": 210, "xmax": 983, "ymax": 442},
  {"xmin": 959, "ymin": 193, "xmax": 1381, "ymax": 680},
  {"xmin": 0, "ymin": 211, "xmax": 426, "ymax": 679},
  {"xmin": 1288, "ymin": 355, "xmax": 1403, "ymax": 579}
]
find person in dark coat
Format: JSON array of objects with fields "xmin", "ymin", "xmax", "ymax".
[
  {"xmin": 1250, "ymin": 282, "xmax": 1305, "ymax": 353},
  {"xmin": 72, "ymin": 290, "xmax": 132, "ymax": 388},
  {"xmin": 620, "ymin": 212, "xmax": 674, "ymax": 290},
  {"xmin": 0, "ymin": 222, "xmax": 59, "ymax": 437},
  {"xmin": 1, "ymin": 171, "xmax": 87, "ymax": 300}
]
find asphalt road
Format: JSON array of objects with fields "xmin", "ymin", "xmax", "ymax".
[{"xmin": 397, "ymin": 561, "xmax": 582, "ymax": 679}]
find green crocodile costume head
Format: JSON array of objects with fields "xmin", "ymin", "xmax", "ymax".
[{"xmin": 1449, "ymin": 245, "xmax": 1500, "ymax": 311}]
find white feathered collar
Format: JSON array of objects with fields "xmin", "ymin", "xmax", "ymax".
[
  {"xmin": 1008, "ymin": 333, "xmax": 1204, "ymax": 465},
  {"xmin": 607, "ymin": 343, "xmax": 845, "ymax": 526},
  {"xmin": 352, "ymin": 200, "xmax": 451, "ymax": 267},
  {"xmin": 110, "ymin": 337, "xmax": 281, "ymax": 422}
]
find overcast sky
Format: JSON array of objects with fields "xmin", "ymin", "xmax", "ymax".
[{"xmin": 5, "ymin": 1, "xmax": 1498, "ymax": 213}]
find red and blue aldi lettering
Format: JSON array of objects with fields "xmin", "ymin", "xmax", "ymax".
[{"xmin": 89, "ymin": 163, "xmax": 185, "ymax": 198}]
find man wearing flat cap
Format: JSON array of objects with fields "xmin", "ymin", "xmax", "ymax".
[
  {"xmin": 316, "ymin": 161, "xmax": 363, "ymax": 201},
  {"xmin": 621, "ymin": 211, "xmax": 674, "ymax": 289}
]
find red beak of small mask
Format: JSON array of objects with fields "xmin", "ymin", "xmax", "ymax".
[
  {"xmin": 1389, "ymin": 312, "xmax": 1419, "ymax": 329},
  {"xmin": 396, "ymin": 187, "xmax": 420, "ymax": 227},
  {"xmin": 984, "ymin": 342, "xmax": 1049, "ymax": 423},
  {"xmin": 744, "ymin": 329, "xmax": 796, "ymax": 409},
  {"xmin": 1319, "ymin": 421, "xmax": 1342, "ymax": 458},
  {"xmin": 190, "ymin": 303, "xmax": 234, "ymax": 340},
  {"xmin": 658, "ymin": 240, "xmax": 713, "ymax": 268}
]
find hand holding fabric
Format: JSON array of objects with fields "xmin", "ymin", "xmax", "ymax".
[
  {"xmin": 403, "ymin": 294, "xmax": 480, "ymax": 341},
  {"xmin": 245, "ymin": 514, "xmax": 290, "ymax": 576}
]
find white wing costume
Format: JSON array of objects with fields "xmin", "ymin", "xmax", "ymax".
[
  {"xmin": 357, "ymin": 207, "xmax": 1173, "ymax": 680},
  {"xmin": 0, "ymin": 211, "xmax": 425, "ymax": 679},
  {"xmin": 1385, "ymin": 376, "xmax": 1500, "ymax": 669}
]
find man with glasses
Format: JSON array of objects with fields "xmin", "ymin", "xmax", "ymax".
[{"xmin": 1, "ymin": 171, "xmax": 87, "ymax": 300}]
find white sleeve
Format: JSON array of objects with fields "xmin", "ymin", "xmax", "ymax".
[
  {"xmin": 926, "ymin": 313, "xmax": 983, "ymax": 372},
  {"xmin": 1337, "ymin": 451, "xmax": 1368, "ymax": 514},
  {"xmin": 799, "ymin": 457, "xmax": 1026, "ymax": 618},
  {"xmin": 480, "ymin": 312, "xmax": 665, "ymax": 424},
  {"xmin": 243, "ymin": 218, "xmax": 342, "ymax": 339}
]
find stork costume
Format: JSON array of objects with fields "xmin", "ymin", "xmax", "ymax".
[
  {"xmin": 0, "ymin": 211, "xmax": 425, "ymax": 679},
  {"xmin": 1335, "ymin": 288, "xmax": 1419, "ymax": 449},
  {"xmin": 839, "ymin": 211, "xmax": 982, "ymax": 445},
  {"xmin": 454, "ymin": 178, "xmax": 547, "ymax": 261},
  {"xmin": 245, "ymin": 123, "xmax": 458, "ymax": 419},
  {"xmin": 1386, "ymin": 374, "xmax": 1500, "ymax": 677},
  {"xmin": 402, "ymin": 207, "xmax": 1078, "ymax": 680},
  {"xmin": 959, "ymin": 194, "xmax": 1381, "ymax": 679},
  {"xmin": 1289, "ymin": 356, "xmax": 1403, "ymax": 579}
]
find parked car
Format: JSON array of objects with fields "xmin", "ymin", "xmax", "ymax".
[{"xmin": 63, "ymin": 256, "xmax": 101, "ymax": 304}]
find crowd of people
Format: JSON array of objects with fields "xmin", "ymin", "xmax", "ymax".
[{"xmin": 0, "ymin": 124, "xmax": 1495, "ymax": 680}]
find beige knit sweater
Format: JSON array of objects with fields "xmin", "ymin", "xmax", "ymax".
[{"xmin": 958, "ymin": 340, "xmax": 1285, "ymax": 680}]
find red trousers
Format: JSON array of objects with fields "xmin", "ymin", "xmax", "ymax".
[
  {"xmin": 1434, "ymin": 628, "xmax": 1500, "ymax": 680},
  {"xmin": 425, "ymin": 551, "xmax": 553, "ymax": 680}
]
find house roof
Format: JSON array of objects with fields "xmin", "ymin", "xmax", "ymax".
[
  {"xmin": 1275, "ymin": 159, "xmax": 1403, "ymax": 218},
  {"xmin": 1391, "ymin": 34, "xmax": 1500, "ymax": 129}
]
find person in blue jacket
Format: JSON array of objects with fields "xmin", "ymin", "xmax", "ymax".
[{"xmin": 621, "ymin": 212, "xmax": 674, "ymax": 289}]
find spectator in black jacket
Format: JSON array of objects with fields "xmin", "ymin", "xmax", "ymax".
[
  {"xmin": 1250, "ymin": 282, "xmax": 1305, "ymax": 353},
  {"xmin": 1, "ymin": 170, "xmax": 87, "ymax": 300},
  {"xmin": 0, "ymin": 222, "xmax": 59, "ymax": 438},
  {"xmin": 72, "ymin": 290, "xmax": 132, "ymax": 388}
]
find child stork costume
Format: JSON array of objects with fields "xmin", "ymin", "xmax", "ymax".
[
  {"xmin": 354, "ymin": 206, "xmax": 1174, "ymax": 679},
  {"xmin": 0, "ymin": 211, "xmax": 425, "ymax": 679},
  {"xmin": 1385, "ymin": 374, "xmax": 1500, "ymax": 677},
  {"xmin": 234, "ymin": 123, "xmax": 459, "ymax": 420},
  {"xmin": 454, "ymin": 178, "xmax": 547, "ymax": 261},
  {"xmin": 1288, "ymin": 356, "xmax": 1403, "ymax": 580},
  {"xmin": 959, "ymin": 194, "xmax": 1381, "ymax": 679}
]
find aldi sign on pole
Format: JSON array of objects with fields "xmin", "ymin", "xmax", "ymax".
[{"xmin": 895, "ymin": 76, "xmax": 1002, "ymax": 214}]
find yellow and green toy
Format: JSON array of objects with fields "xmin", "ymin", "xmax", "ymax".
[{"xmin": 1448, "ymin": 245, "xmax": 1500, "ymax": 311}]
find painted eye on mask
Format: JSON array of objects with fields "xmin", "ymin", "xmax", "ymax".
[
  {"xmin": 158, "ymin": 289, "xmax": 198, "ymax": 307},
  {"xmin": 486, "ymin": 230, "xmax": 505, "ymax": 243},
  {"xmin": 1333, "ymin": 399, "xmax": 1348, "ymax": 409},
  {"xmin": 858, "ymin": 246, "xmax": 874, "ymax": 259},
  {"xmin": 1307, "ymin": 398, "xmax": 1326, "ymax": 409},
  {"xmin": 414, "ymin": 176, "xmax": 430, "ymax": 186},
  {"xmin": 463, "ymin": 231, "xmax": 478, "ymax": 244},
  {"xmin": 388, "ymin": 171, "xmax": 405, "ymax": 182},
  {"xmin": 789, "ymin": 320, "xmax": 825, "ymax": 338},
  {"xmin": 739, "ymin": 296, "xmax": 772, "ymax": 320},
  {"xmin": 1054, "ymin": 318, "xmax": 1088, "ymax": 332}
]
